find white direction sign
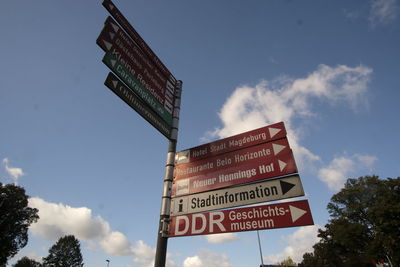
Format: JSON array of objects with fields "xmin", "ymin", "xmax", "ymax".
[{"xmin": 170, "ymin": 175, "xmax": 304, "ymax": 216}]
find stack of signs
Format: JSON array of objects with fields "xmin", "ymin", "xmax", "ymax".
[
  {"xmin": 169, "ymin": 122, "xmax": 314, "ymax": 237},
  {"xmin": 97, "ymin": 0, "xmax": 177, "ymax": 139}
]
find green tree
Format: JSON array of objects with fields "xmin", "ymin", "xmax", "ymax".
[
  {"xmin": 0, "ymin": 183, "xmax": 39, "ymax": 266},
  {"xmin": 42, "ymin": 235, "xmax": 84, "ymax": 267},
  {"xmin": 278, "ymin": 256, "xmax": 297, "ymax": 266},
  {"xmin": 12, "ymin": 256, "xmax": 42, "ymax": 267},
  {"xmin": 299, "ymin": 176, "xmax": 400, "ymax": 267}
]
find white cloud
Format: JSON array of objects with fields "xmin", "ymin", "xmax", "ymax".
[
  {"xmin": 132, "ymin": 240, "xmax": 155, "ymax": 267},
  {"xmin": 318, "ymin": 154, "xmax": 377, "ymax": 191},
  {"xmin": 28, "ymin": 197, "xmax": 178, "ymax": 265},
  {"xmin": 205, "ymin": 233, "xmax": 239, "ymax": 243},
  {"xmin": 183, "ymin": 249, "xmax": 233, "ymax": 267},
  {"xmin": 183, "ymin": 256, "xmax": 202, "ymax": 267},
  {"xmin": 2, "ymin": 158, "xmax": 25, "ymax": 184},
  {"xmin": 264, "ymin": 225, "xmax": 321, "ymax": 264},
  {"xmin": 28, "ymin": 197, "xmax": 134, "ymax": 256},
  {"xmin": 206, "ymin": 64, "xmax": 372, "ymax": 170},
  {"xmin": 369, "ymin": 0, "xmax": 399, "ymax": 27},
  {"xmin": 101, "ymin": 231, "xmax": 134, "ymax": 256},
  {"xmin": 132, "ymin": 240, "xmax": 176, "ymax": 267}
]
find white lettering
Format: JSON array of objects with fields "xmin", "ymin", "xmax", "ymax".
[
  {"xmin": 192, "ymin": 214, "xmax": 207, "ymax": 234},
  {"xmin": 175, "ymin": 216, "xmax": 189, "ymax": 235},
  {"xmin": 209, "ymin": 212, "xmax": 226, "ymax": 232}
]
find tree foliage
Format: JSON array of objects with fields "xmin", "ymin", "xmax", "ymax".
[
  {"xmin": 12, "ymin": 256, "xmax": 42, "ymax": 267},
  {"xmin": 42, "ymin": 235, "xmax": 84, "ymax": 267},
  {"xmin": 0, "ymin": 183, "xmax": 39, "ymax": 266},
  {"xmin": 278, "ymin": 256, "xmax": 296, "ymax": 266},
  {"xmin": 299, "ymin": 176, "xmax": 400, "ymax": 267}
]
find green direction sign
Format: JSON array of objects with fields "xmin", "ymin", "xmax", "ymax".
[
  {"xmin": 102, "ymin": 52, "xmax": 173, "ymax": 126},
  {"xmin": 104, "ymin": 72, "xmax": 172, "ymax": 139}
]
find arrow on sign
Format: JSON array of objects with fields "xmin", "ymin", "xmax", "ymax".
[
  {"xmin": 289, "ymin": 205, "xmax": 307, "ymax": 223},
  {"xmin": 102, "ymin": 40, "xmax": 113, "ymax": 51},
  {"xmin": 170, "ymin": 175, "xmax": 304, "ymax": 216},
  {"xmin": 280, "ymin": 180, "xmax": 296, "ymax": 195},
  {"xmin": 109, "ymin": 20, "xmax": 119, "ymax": 32},
  {"xmin": 110, "ymin": 58, "xmax": 117, "ymax": 67},
  {"xmin": 269, "ymin": 127, "xmax": 281, "ymax": 138},
  {"xmin": 279, "ymin": 160, "xmax": 287, "ymax": 171},
  {"xmin": 169, "ymin": 199, "xmax": 314, "ymax": 237},
  {"xmin": 272, "ymin": 143, "xmax": 286, "ymax": 155}
]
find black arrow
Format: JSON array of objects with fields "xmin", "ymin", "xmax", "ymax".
[{"xmin": 280, "ymin": 180, "xmax": 295, "ymax": 195}]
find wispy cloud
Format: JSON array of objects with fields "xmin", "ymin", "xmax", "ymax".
[
  {"xmin": 343, "ymin": 9, "xmax": 360, "ymax": 20},
  {"xmin": 369, "ymin": 0, "xmax": 399, "ymax": 27},
  {"xmin": 264, "ymin": 225, "xmax": 322, "ymax": 264},
  {"xmin": 318, "ymin": 154, "xmax": 377, "ymax": 191},
  {"xmin": 2, "ymin": 158, "xmax": 25, "ymax": 184},
  {"xmin": 183, "ymin": 249, "xmax": 233, "ymax": 267}
]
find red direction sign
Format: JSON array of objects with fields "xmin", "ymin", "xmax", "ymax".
[
  {"xmin": 174, "ymin": 138, "xmax": 291, "ymax": 181},
  {"xmin": 175, "ymin": 122, "xmax": 287, "ymax": 164},
  {"xmin": 102, "ymin": 0, "xmax": 176, "ymax": 86},
  {"xmin": 97, "ymin": 16, "xmax": 175, "ymax": 115},
  {"xmin": 172, "ymin": 150, "xmax": 297, "ymax": 197},
  {"xmin": 168, "ymin": 200, "xmax": 314, "ymax": 237}
]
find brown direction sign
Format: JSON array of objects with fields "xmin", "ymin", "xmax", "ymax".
[
  {"xmin": 104, "ymin": 72, "xmax": 172, "ymax": 139},
  {"xmin": 168, "ymin": 199, "xmax": 314, "ymax": 237},
  {"xmin": 175, "ymin": 122, "xmax": 287, "ymax": 164},
  {"xmin": 97, "ymin": 17, "xmax": 175, "ymax": 114},
  {"xmin": 174, "ymin": 138, "xmax": 291, "ymax": 181},
  {"xmin": 172, "ymin": 150, "xmax": 298, "ymax": 197},
  {"xmin": 102, "ymin": 0, "xmax": 177, "ymax": 86}
]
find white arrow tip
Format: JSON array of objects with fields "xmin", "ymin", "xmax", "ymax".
[
  {"xmin": 110, "ymin": 22, "xmax": 119, "ymax": 33},
  {"xmin": 272, "ymin": 143, "xmax": 286, "ymax": 155},
  {"xmin": 289, "ymin": 205, "xmax": 307, "ymax": 222},
  {"xmin": 103, "ymin": 40, "xmax": 113, "ymax": 51},
  {"xmin": 111, "ymin": 80, "xmax": 118, "ymax": 88},
  {"xmin": 278, "ymin": 160, "xmax": 287, "ymax": 171},
  {"xmin": 110, "ymin": 59, "xmax": 116, "ymax": 67},
  {"xmin": 269, "ymin": 127, "xmax": 281, "ymax": 138}
]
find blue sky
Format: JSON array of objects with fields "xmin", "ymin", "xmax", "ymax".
[{"xmin": 1, "ymin": 0, "xmax": 399, "ymax": 266}]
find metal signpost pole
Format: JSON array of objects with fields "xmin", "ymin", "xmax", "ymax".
[
  {"xmin": 154, "ymin": 81, "xmax": 182, "ymax": 267},
  {"xmin": 257, "ymin": 231, "xmax": 264, "ymax": 267}
]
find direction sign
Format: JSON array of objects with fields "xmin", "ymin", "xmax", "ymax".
[
  {"xmin": 168, "ymin": 199, "xmax": 314, "ymax": 237},
  {"xmin": 170, "ymin": 175, "xmax": 304, "ymax": 216},
  {"xmin": 102, "ymin": 0, "xmax": 177, "ymax": 86},
  {"xmin": 97, "ymin": 17, "xmax": 175, "ymax": 114},
  {"xmin": 102, "ymin": 51, "xmax": 173, "ymax": 126},
  {"xmin": 172, "ymin": 150, "xmax": 297, "ymax": 197},
  {"xmin": 175, "ymin": 122, "xmax": 287, "ymax": 164},
  {"xmin": 104, "ymin": 72, "xmax": 172, "ymax": 139},
  {"xmin": 174, "ymin": 138, "xmax": 291, "ymax": 181}
]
